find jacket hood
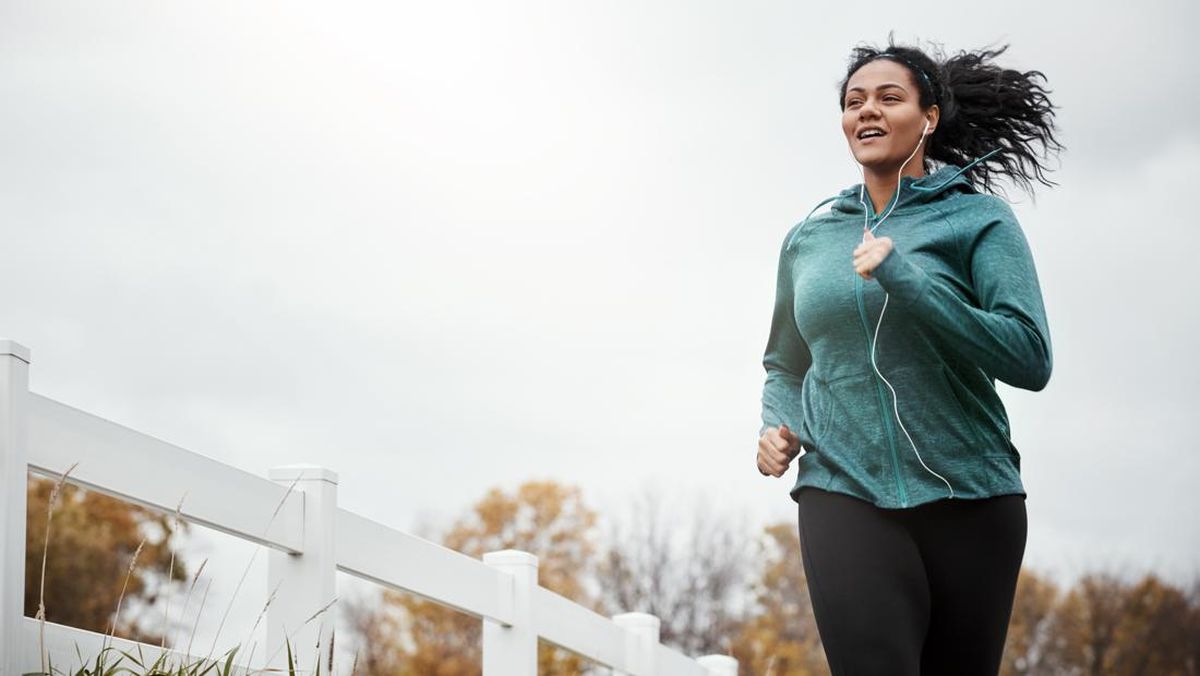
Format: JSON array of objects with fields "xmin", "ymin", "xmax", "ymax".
[
  {"xmin": 786, "ymin": 150, "xmax": 1004, "ymax": 252},
  {"xmin": 831, "ymin": 162, "xmax": 978, "ymax": 216}
]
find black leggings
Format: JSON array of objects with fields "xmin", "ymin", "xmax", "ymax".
[{"xmin": 796, "ymin": 487, "xmax": 1026, "ymax": 676}]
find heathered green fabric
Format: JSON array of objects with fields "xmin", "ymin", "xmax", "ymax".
[{"xmin": 760, "ymin": 163, "xmax": 1052, "ymax": 509}]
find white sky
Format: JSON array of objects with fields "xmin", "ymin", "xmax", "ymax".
[{"xmin": 3, "ymin": 0, "xmax": 1198, "ymax": 655}]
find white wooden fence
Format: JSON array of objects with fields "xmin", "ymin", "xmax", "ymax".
[{"xmin": 0, "ymin": 340, "xmax": 739, "ymax": 676}]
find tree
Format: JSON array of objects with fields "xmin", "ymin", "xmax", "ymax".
[
  {"xmin": 729, "ymin": 522, "xmax": 827, "ymax": 676},
  {"xmin": 594, "ymin": 486, "xmax": 750, "ymax": 658},
  {"xmin": 1108, "ymin": 573, "xmax": 1196, "ymax": 674},
  {"xmin": 1036, "ymin": 570, "xmax": 1200, "ymax": 676},
  {"xmin": 24, "ymin": 473, "xmax": 189, "ymax": 644},
  {"xmin": 1001, "ymin": 568, "xmax": 1062, "ymax": 675},
  {"xmin": 346, "ymin": 480, "xmax": 600, "ymax": 675},
  {"xmin": 1185, "ymin": 577, "xmax": 1200, "ymax": 676}
]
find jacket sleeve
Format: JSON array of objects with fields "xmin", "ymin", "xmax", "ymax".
[
  {"xmin": 760, "ymin": 227, "xmax": 814, "ymax": 437},
  {"xmin": 871, "ymin": 202, "xmax": 1053, "ymax": 391}
]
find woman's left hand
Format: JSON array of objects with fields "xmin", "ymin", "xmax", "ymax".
[{"xmin": 853, "ymin": 226, "xmax": 894, "ymax": 280}]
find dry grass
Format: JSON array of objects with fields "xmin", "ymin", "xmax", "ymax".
[{"xmin": 29, "ymin": 468, "xmax": 340, "ymax": 676}]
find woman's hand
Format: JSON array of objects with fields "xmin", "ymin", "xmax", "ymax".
[
  {"xmin": 758, "ymin": 425, "xmax": 802, "ymax": 478},
  {"xmin": 853, "ymin": 227, "xmax": 894, "ymax": 280}
]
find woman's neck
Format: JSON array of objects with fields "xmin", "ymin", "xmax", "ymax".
[{"xmin": 863, "ymin": 162, "xmax": 927, "ymax": 215}]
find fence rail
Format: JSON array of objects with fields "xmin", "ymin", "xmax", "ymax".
[
  {"xmin": 28, "ymin": 393, "xmax": 305, "ymax": 552},
  {"xmin": 0, "ymin": 340, "xmax": 738, "ymax": 676}
]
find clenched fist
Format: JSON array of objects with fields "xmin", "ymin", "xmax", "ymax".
[
  {"xmin": 853, "ymin": 226, "xmax": 894, "ymax": 280},
  {"xmin": 758, "ymin": 424, "xmax": 803, "ymax": 478}
]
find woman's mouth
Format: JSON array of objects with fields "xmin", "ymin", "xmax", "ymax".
[{"xmin": 857, "ymin": 128, "xmax": 888, "ymax": 143}]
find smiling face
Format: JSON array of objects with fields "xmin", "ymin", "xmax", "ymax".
[{"xmin": 841, "ymin": 58, "xmax": 938, "ymax": 174}]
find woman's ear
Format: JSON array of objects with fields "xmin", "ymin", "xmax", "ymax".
[{"xmin": 925, "ymin": 104, "xmax": 940, "ymax": 135}]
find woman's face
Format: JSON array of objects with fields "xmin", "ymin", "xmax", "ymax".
[{"xmin": 841, "ymin": 59, "xmax": 935, "ymax": 173}]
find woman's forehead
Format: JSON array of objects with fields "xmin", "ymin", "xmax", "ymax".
[{"xmin": 846, "ymin": 59, "xmax": 917, "ymax": 91}]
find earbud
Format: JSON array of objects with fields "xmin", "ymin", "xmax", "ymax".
[{"xmin": 923, "ymin": 119, "xmax": 933, "ymax": 136}]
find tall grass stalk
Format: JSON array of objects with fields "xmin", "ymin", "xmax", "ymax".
[
  {"xmin": 172, "ymin": 556, "xmax": 208, "ymax": 655},
  {"xmin": 36, "ymin": 462, "xmax": 79, "ymax": 675},
  {"xmin": 239, "ymin": 579, "xmax": 282, "ymax": 657},
  {"xmin": 103, "ymin": 537, "xmax": 147, "ymax": 654},
  {"xmin": 205, "ymin": 475, "xmax": 299, "ymax": 662},
  {"xmin": 30, "ymin": 471, "xmax": 344, "ymax": 675},
  {"xmin": 242, "ymin": 641, "xmax": 258, "ymax": 674},
  {"xmin": 255, "ymin": 596, "xmax": 339, "ymax": 674},
  {"xmin": 161, "ymin": 492, "xmax": 188, "ymax": 650},
  {"xmin": 186, "ymin": 576, "xmax": 214, "ymax": 659}
]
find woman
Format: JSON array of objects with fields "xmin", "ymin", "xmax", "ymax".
[{"xmin": 756, "ymin": 39, "xmax": 1063, "ymax": 675}]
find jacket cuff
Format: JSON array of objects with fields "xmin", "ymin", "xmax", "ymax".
[{"xmin": 872, "ymin": 247, "xmax": 931, "ymax": 307}]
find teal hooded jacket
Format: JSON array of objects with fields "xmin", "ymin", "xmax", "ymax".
[{"xmin": 760, "ymin": 163, "xmax": 1052, "ymax": 509}]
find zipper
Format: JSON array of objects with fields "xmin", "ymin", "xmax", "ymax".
[{"xmin": 854, "ymin": 234, "xmax": 910, "ymax": 508}]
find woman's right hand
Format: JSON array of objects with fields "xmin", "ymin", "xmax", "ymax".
[{"xmin": 758, "ymin": 424, "xmax": 803, "ymax": 478}]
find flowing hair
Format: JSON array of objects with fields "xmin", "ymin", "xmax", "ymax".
[{"xmin": 838, "ymin": 34, "xmax": 1065, "ymax": 199}]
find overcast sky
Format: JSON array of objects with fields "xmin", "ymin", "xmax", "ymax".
[{"xmin": 3, "ymin": 0, "xmax": 1198, "ymax": 653}]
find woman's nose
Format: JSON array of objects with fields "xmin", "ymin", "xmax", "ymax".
[{"xmin": 858, "ymin": 98, "xmax": 881, "ymax": 117}]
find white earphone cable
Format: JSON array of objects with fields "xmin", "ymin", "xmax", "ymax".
[{"xmin": 852, "ymin": 118, "xmax": 956, "ymax": 499}]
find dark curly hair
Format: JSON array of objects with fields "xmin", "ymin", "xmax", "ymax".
[{"xmin": 838, "ymin": 34, "xmax": 1065, "ymax": 199}]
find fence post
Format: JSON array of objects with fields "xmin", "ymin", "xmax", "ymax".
[
  {"xmin": 697, "ymin": 655, "xmax": 738, "ymax": 675},
  {"xmin": 0, "ymin": 341, "xmax": 30, "ymax": 676},
  {"xmin": 613, "ymin": 612, "xmax": 659, "ymax": 676},
  {"xmin": 482, "ymin": 549, "xmax": 537, "ymax": 676},
  {"xmin": 266, "ymin": 465, "xmax": 338, "ymax": 673}
]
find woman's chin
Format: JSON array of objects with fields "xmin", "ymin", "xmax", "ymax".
[{"xmin": 852, "ymin": 153, "xmax": 902, "ymax": 173}]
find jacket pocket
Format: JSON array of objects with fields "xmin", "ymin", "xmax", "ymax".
[
  {"xmin": 937, "ymin": 364, "xmax": 989, "ymax": 450},
  {"xmin": 881, "ymin": 365, "xmax": 986, "ymax": 460},
  {"xmin": 800, "ymin": 375, "xmax": 834, "ymax": 446}
]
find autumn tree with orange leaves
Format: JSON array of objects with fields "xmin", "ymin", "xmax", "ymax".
[
  {"xmin": 1020, "ymin": 570, "xmax": 1200, "ymax": 675},
  {"xmin": 1000, "ymin": 567, "xmax": 1063, "ymax": 675},
  {"xmin": 24, "ymin": 474, "xmax": 189, "ymax": 644},
  {"xmin": 22, "ymin": 467, "xmax": 1200, "ymax": 675},
  {"xmin": 727, "ymin": 522, "xmax": 827, "ymax": 676},
  {"xmin": 345, "ymin": 482, "xmax": 1200, "ymax": 676}
]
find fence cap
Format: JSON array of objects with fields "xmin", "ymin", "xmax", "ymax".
[
  {"xmin": 269, "ymin": 464, "xmax": 339, "ymax": 484},
  {"xmin": 482, "ymin": 549, "xmax": 538, "ymax": 567},
  {"xmin": 0, "ymin": 340, "xmax": 31, "ymax": 363},
  {"xmin": 612, "ymin": 612, "xmax": 662, "ymax": 631}
]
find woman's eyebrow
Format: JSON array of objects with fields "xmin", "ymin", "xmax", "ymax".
[{"xmin": 845, "ymin": 82, "xmax": 908, "ymax": 94}]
